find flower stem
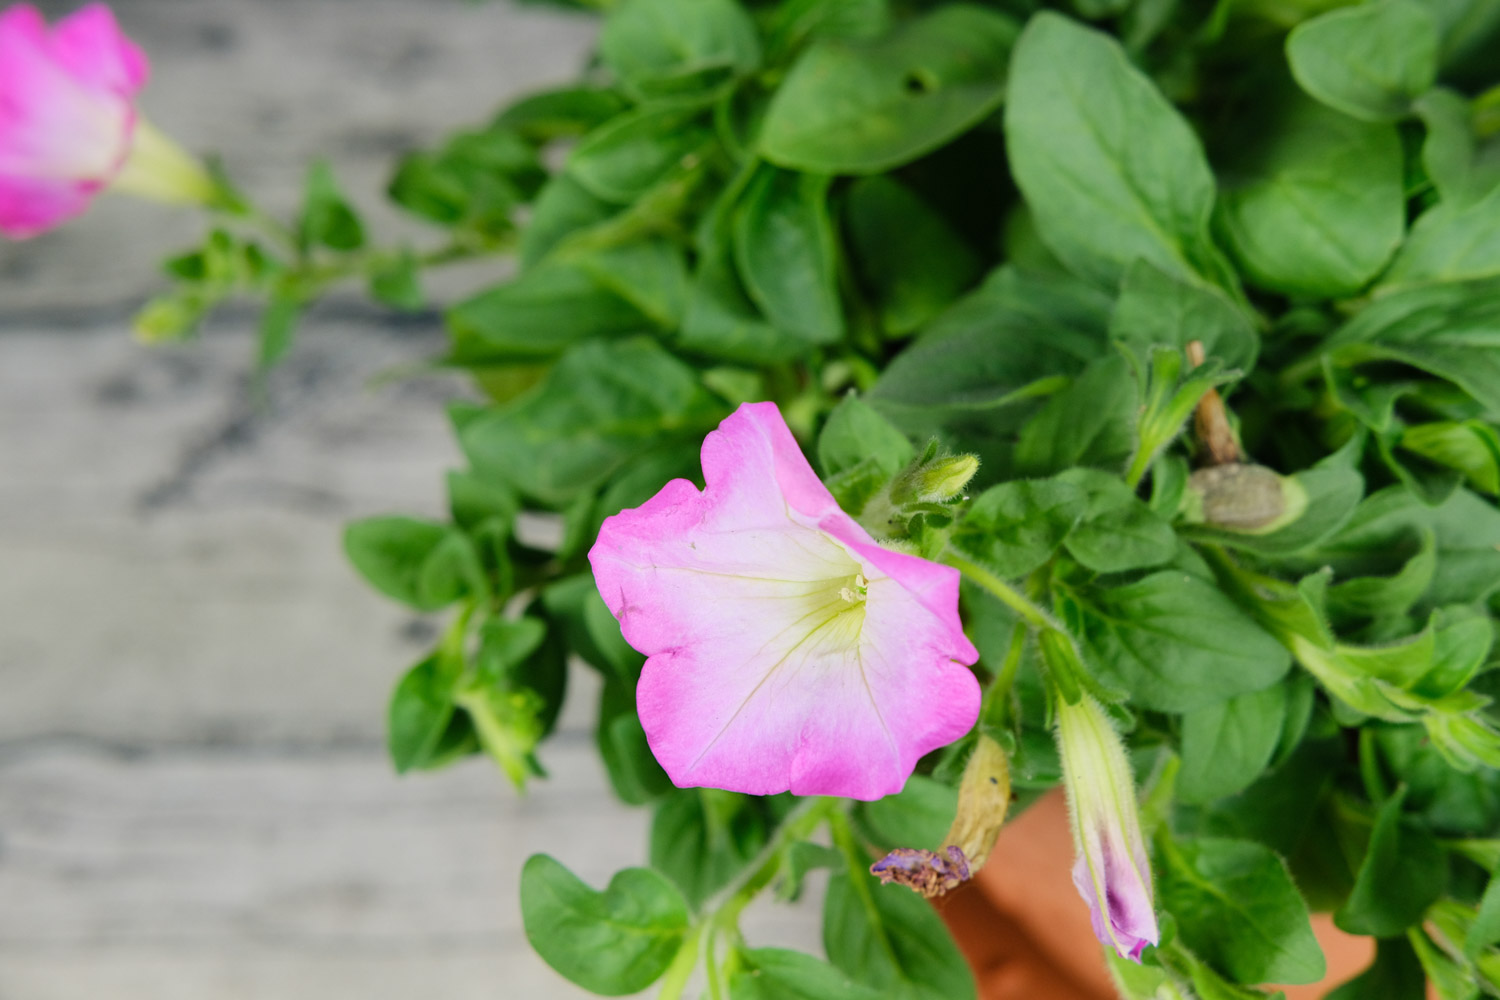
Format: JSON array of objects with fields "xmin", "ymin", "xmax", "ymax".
[
  {"xmin": 1123, "ymin": 445, "xmax": 1155, "ymax": 491},
  {"xmin": 693, "ymin": 796, "xmax": 839, "ymax": 995},
  {"xmin": 981, "ymin": 621, "xmax": 1028, "ymax": 728},
  {"xmin": 828, "ymin": 808, "xmax": 902, "ymax": 970},
  {"xmin": 655, "ymin": 924, "xmax": 703, "ymax": 1000},
  {"xmin": 940, "ymin": 549, "xmax": 1053, "ymax": 630}
]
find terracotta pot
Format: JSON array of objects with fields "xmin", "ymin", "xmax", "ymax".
[{"xmin": 937, "ymin": 790, "xmax": 1378, "ymax": 1000}]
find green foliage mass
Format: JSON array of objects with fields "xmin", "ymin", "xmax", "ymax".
[{"xmin": 148, "ymin": 0, "xmax": 1500, "ymax": 994}]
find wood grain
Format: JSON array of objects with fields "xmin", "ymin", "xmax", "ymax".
[{"xmin": 0, "ymin": 3, "xmax": 825, "ymax": 996}]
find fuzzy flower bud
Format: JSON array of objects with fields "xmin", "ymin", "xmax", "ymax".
[
  {"xmin": 891, "ymin": 452, "xmax": 980, "ymax": 506},
  {"xmin": 1055, "ymin": 692, "xmax": 1159, "ymax": 961}
]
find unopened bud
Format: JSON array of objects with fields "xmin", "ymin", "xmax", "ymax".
[
  {"xmin": 892, "ymin": 453, "xmax": 980, "ymax": 506},
  {"xmin": 1183, "ymin": 463, "xmax": 1305, "ymax": 533}
]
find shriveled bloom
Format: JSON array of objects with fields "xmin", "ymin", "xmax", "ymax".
[
  {"xmin": 1056, "ymin": 691, "xmax": 1159, "ymax": 961},
  {"xmin": 872, "ymin": 733, "xmax": 1012, "ymax": 898},
  {"xmin": 588, "ymin": 402, "xmax": 980, "ymax": 801},
  {"xmin": 0, "ymin": 3, "xmax": 210, "ymax": 238}
]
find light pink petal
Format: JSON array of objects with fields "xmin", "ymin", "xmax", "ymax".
[
  {"xmin": 700, "ymin": 400, "xmax": 843, "ymax": 524},
  {"xmin": 0, "ymin": 4, "xmax": 134, "ymax": 184},
  {"xmin": 822, "ymin": 517, "xmax": 979, "ymax": 664},
  {"xmin": 1071, "ymin": 841, "xmax": 1158, "ymax": 960},
  {"xmin": 48, "ymin": 3, "xmax": 148, "ymax": 97},
  {"xmin": 590, "ymin": 401, "xmax": 980, "ymax": 801},
  {"xmin": 0, "ymin": 170, "xmax": 95, "ymax": 236}
]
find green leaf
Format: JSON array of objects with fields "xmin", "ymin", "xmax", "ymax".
[
  {"xmin": 856, "ymin": 775, "xmax": 958, "ymax": 851},
  {"xmin": 1327, "ymin": 528, "xmax": 1436, "ymax": 621},
  {"xmin": 1381, "ymin": 186, "xmax": 1500, "ymax": 290},
  {"xmin": 869, "ymin": 267, "xmax": 1111, "ymax": 472},
  {"xmin": 951, "ymin": 478, "xmax": 1088, "ymax": 579},
  {"xmin": 344, "ymin": 517, "xmax": 459, "ymax": 611},
  {"xmin": 1062, "ymin": 571, "xmax": 1293, "ymax": 713},
  {"xmin": 1004, "ymin": 12, "xmax": 1225, "ymax": 289},
  {"xmin": 388, "ymin": 654, "xmax": 468, "ymax": 773},
  {"xmin": 1216, "ymin": 92, "xmax": 1405, "ymax": 297},
  {"xmin": 823, "ymin": 873, "xmax": 976, "ymax": 1000},
  {"xmin": 520, "ymin": 173, "xmax": 617, "ymax": 268},
  {"xmin": 1324, "ymin": 277, "xmax": 1500, "ymax": 414},
  {"xmin": 759, "ymin": 5, "xmax": 1019, "ymax": 174},
  {"xmin": 1287, "ymin": 0, "xmax": 1439, "ymax": 122},
  {"xmin": 1466, "ymin": 870, "xmax": 1500, "ymax": 958},
  {"xmin": 301, "ymin": 160, "xmax": 365, "ymax": 251},
  {"xmin": 1326, "ymin": 938, "xmax": 1427, "ymax": 1000},
  {"xmin": 818, "ymin": 393, "xmax": 915, "ymax": 479},
  {"xmin": 1415, "ymin": 89, "xmax": 1485, "ymax": 205},
  {"xmin": 458, "ymin": 338, "xmax": 723, "ymax": 506},
  {"xmin": 599, "ymin": 679, "xmax": 674, "ymax": 805},
  {"xmin": 1158, "ymin": 836, "xmax": 1325, "ymax": 985},
  {"xmin": 1057, "ymin": 468, "xmax": 1178, "ymax": 574},
  {"xmin": 415, "ymin": 530, "xmax": 482, "ymax": 608},
  {"xmin": 1400, "ymin": 420, "xmax": 1500, "ymax": 494},
  {"xmin": 475, "ymin": 617, "xmax": 548, "ymax": 680},
  {"xmin": 1013, "ymin": 355, "xmax": 1138, "ymax": 477},
  {"xmin": 818, "ymin": 394, "xmax": 915, "ymax": 513},
  {"xmin": 871, "ymin": 267, "xmax": 1110, "ymax": 413},
  {"xmin": 679, "ymin": 249, "xmax": 812, "ymax": 364},
  {"xmin": 650, "ymin": 789, "xmax": 768, "ymax": 909},
  {"xmin": 509, "ymin": 611, "xmax": 570, "ymax": 739},
  {"xmin": 598, "ymin": 0, "xmax": 760, "ymax": 101},
  {"xmin": 1109, "ymin": 259, "xmax": 1258, "ymax": 374},
  {"xmin": 844, "ymin": 174, "xmax": 982, "ymax": 336},
  {"xmin": 567, "ymin": 105, "xmax": 713, "ymax": 205},
  {"xmin": 1336, "ymin": 788, "xmax": 1448, "ymax": 937},
  {"xmin": 369, "ymin": 249, "xmax": 424, "ymax": 311},
  {"xmin": 1418, "ymin": 608, "xmax": 1495, "ymax": 699},
  {"xmin": 520, "ymin": 854, "xmax": 690, "ymax": 995},
  {"xmin": 387, "ymin": 126, "xmax": 540, "ymax": 236},
  {"xmin": 256, "ymin": 293, "xmax": 302, "ymax": 370},
  {"xmin": 733, "ymin": 167, "xmax": 844, "ymax": 347},
  {"xmin": 446, "ymin": 265, "xmax": 653, "ymax": 367},
  {"xmin": 447, "ymin": 471, "xmax": 519, "ymax": 535},
  {"xmin": 730, "ymin": 947, "xmax": 885, "ymax": 1000},
  {"xmin": 1407, "ymin": 927, "xmax": 1480, "ymax": 1000},
  {"xmin": 763, "ymin": 0, "xmax": 894, "ymax": 57},
  {"xmin": 494, "ymin": 85, "xmax": 629, "ymax": 143},
  {"xmin": 1178, "ymin": 684, "xmax": 1290, "ymax": 804},
  {"xmin": 576, "ymin": 239, "xmax": 691, "ymax": 330}
]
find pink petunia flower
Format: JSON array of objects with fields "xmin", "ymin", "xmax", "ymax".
[
  {"xmin": 0, "ymin": 3, "xmax": 209, "ymax": 239},
  {"xmin": 589, "ymin": 401, "xmax": 981, "ymax": 801}
]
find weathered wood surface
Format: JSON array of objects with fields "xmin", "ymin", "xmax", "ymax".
[{"xmin": 0, "ymin": 3, "xmax": 822, "ymax": 997}]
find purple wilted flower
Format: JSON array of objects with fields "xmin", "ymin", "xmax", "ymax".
[
  {"xmin": 1055, "ymin": 691, "xmax": 1159, "ymax": 961},
  {"xmin": 871, "ymin": 733, "xmax": 1013, "ymax": 898},
  {"xmin": 872, "ymin": 845, "xmax": 970, "ymax": 898},
  {"xmin": 588, "ymin": 402, "xmax": 980, "ymax": 801}
]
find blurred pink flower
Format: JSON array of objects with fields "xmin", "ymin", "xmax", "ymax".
[
  {"xmin": 589, "ymin": 401, "xmax": 980, "ymax": 801},
  {"xmin": 0, "ymin": 3, "xmax": 208, "ymax": 238}
]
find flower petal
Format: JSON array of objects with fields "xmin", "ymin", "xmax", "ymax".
[
  {"xmin": 49, "ymin": 4, "xmax": 149, "ymax": 98},
  {"xmin": 0, "ymin": 170, "xmax": 96, "ymax": 237},
  {"xmin": 0, "ymin": 4, "xmax": 134, "ymax": 182}
]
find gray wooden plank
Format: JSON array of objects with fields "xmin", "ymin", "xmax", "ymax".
[
  {"xmin": 0, "ymin": 320, "xmax": 470, "ymax": 746},
  {"xmin": 0, "ymin": 5, "xmax": 831, "ymax": 998},
  {"xmin": 0, "ymin": 742, "xmax": 825, "ymax": 999}
]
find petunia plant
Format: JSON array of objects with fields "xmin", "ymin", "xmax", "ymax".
[{"xmin": 14, "ymin": 0, "xmax": 1500, "ymax": 995}]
